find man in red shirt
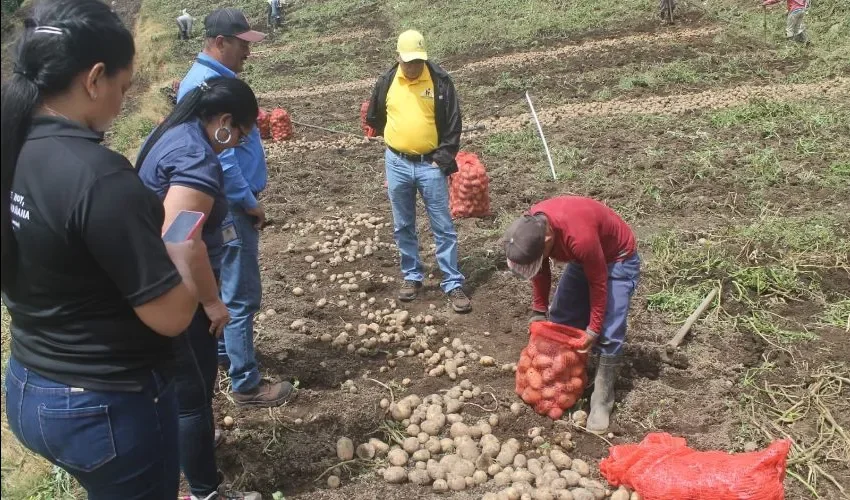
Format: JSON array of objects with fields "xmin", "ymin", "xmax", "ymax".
[
  {"xmin": 762, "ymin": 0, "xmax": 810, "ymax": 44},
  {"xmin": 503, "ymin": 196, "xmax": 640, "ymax": 433}
]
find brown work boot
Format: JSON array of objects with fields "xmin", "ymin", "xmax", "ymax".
[
  {"xmin": 398, "ymin": 280, "xmax": 422, "ymax": 302},
  {"xmin": 232, "ymin": 380, "xmax": 296, "ymax": 408},
  {"xmin": 448, "ymin": 287, "xmax": 472, "ymax": 313}
]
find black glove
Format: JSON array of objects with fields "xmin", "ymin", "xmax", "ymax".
[{"xmin": 529, "ymin": 311, "xmax": 548, "ymax": 324}]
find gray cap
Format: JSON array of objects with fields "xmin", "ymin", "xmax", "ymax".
[
  {"xmin": 503, "ymin": 214, "xmax": 547, "ymax": 265},
  {"xmin": 204, "ymin": 8, "xmax": 265, "ymax": 42}
]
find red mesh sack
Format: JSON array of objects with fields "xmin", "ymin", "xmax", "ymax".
[
  {"xmin": 360, "ymin": 100, "xmax": 376, "ymax": 138},
  {"xmin": 270, "ymin": 108, "xmax": 293, "ymax": 141},
  {"xmin": 448, "ymin": 151, "xmax": 491, "ymax": 219},
  {"xmin": 600, "ymin": 433, "xmax": 791, "ymax": 500},
  {"xmin": 515, "ymin": 321, "xmax": 589, "ymax": 420},
  {"xmin": 257, "ymin": 108, "xmax": 271, "ymax": 140}
]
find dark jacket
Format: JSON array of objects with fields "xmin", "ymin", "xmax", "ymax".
[{"xmin": 366, "ymin": 61, "xmax": 462, "ymax": 175}]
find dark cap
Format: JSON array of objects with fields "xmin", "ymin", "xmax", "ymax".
[
  {"xmin": 204, "ymin": 8, "xmax": 266, "ymax": 42},
  {"xmin": 503, "ymin": 214, "xmax": 548, "ymax": 264}
]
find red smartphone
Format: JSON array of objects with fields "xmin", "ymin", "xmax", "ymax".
[{"xmin": 162, "ymin": 210, "xmax": 205, "ymax": 243}]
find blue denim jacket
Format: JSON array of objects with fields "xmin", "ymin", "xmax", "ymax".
[{"xmin": 178, "ymin": 52, "xmax": 267, "ymax": 210}]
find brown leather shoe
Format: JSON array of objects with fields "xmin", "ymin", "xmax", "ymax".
[
  {"xmin": 398, "ymin": 280, "xmax": 422, "ymax": 302},
  {"xmin": 232, "ymin": 380, "xmax": 296, "ymax": 407},
  {"xmin": 448, "ymin": 287, "xmax": 472, "ymax": 313}
]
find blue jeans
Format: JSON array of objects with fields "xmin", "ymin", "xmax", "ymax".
[
  {"xmin": 549, "ymin": 253, "xmax": 641, "ymax": 357},
  {"xmin": 385, "ymin": 149, "xmax": 464, "ymax": 293},
  {"xmin": 4, "ymin": 356, "xmax": 178, "ymax": 499},
  {"xmin": 174, "ymin": 307, "xmax": 220, "ymax": 496},
  {"xmin": 218, "ymin": 208, "xmax": 262, "ymax": 393}
]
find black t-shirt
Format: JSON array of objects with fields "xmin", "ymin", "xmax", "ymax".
[{"xmin": 2, "ymin": 116, "xmax": 183, "ymax": 392}]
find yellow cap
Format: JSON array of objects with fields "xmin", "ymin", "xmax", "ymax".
[{"xmin": 396, "ymin": 30, "xmax": 428, "ymax": 62}]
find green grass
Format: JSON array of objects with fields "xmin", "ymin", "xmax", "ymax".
[
  {"xmin": 387, "ymin": 0, "xmax": 649, "ymax": 58},
  {"xmin": 643, "ymin": 213, "xmax": 848, "ymax": 345},
  {"xmin": 646, "ymin": 284, "xmax": 718, "ymax": 322},
  {"xmin": 819, "ymin": 297, "xmax": 850, "ymax": 330}
]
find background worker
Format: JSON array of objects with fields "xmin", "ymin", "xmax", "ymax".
[
  {"xmin": 177, "ymin": 9, "xmax": 194, "ymax": 40},
  {"xmin": 179, "ymin": 8, "xmax": 295, "ymax": 407},
  {"xmin": 267, "ymin": 0, "xmax": 283, "ymax": 29},
  {"xmin": 366, "ymin": 30, "xmax": 471, "ymax": 313},
  {"xmin": 762, "ymin": 0, "xmax": 810, "ymax": 44},
  {"xmin": 502, "ymin": 196, "xmax": 641, "ymax": 434}
]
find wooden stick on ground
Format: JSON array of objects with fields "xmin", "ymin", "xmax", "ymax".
[
  {"xmin": 660, "ymin": 288, "xmax": 718, "ymax": 367},
  {"xmin": 668, "ymin": 288, "xmax": 718, "ymax": 350}
]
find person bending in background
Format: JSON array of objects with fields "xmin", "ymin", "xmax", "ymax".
[
  {"xmin": 502, "ymin": 196, "xmax": 641, "ymax": 434},
  {"xmin": 1, "ymin": 0, "xmax": 204, "ymax": 497},
  {"xmin": 179, "ymin": 8, "xmax": 295, "ymax": 407},
  {"xmin": 762, "ymin": 0, "xmax": 810, "ymax": 44},
  {"xmin": 177, "ymin": 9, "xmax": 194, "ymax": 40},
  {"xmin": 366, "ymin": 30, "xmax": 472, "ymax": 313},
  {"xmin": 137, "ymin": 77, "xmax": 262, "ymax": 500}
]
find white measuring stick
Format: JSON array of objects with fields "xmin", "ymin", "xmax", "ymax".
[{"xmin": 525, "ymin": 91, "xmax": 557, "ymax": 181}]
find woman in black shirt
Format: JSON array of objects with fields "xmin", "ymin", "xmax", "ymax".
[{"xmin": 1, "ymin": 0, "xmax": 203, "ymax": 498}]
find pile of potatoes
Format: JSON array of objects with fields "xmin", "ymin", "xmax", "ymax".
[
  {"xmin": 282, "ymin": 212, "xmax": 392, "ymax": 268},
  {"xmin": 372, "ymin": 387, "xmax": 635, "ymax": 500},
  {"xmin": 423, "ymin": 337, "xmax": 516, "ymax": 379}
]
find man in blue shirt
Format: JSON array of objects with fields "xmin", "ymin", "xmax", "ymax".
[{"xmin": 179, "ymin": 8, "xmax": 294, "ymax": 408}]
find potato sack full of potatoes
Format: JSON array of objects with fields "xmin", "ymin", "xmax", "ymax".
[
  {"xmin": 448, "ymin": 151, "xmax": 491, "ymax": 219},
  {"xmin": 516, "ymin": 321, "xmax": 589, "ymax": 420},
  {"xmin": 360, "ymin": 100, "xmax": 376, "ymax": 138},
  {"xmin": 270, "ymin": 107, "xmax": 293, "ymax": 141},
  {"xmin": 257, "ymin": 108, "xmax": 271, "ymax": 140}
]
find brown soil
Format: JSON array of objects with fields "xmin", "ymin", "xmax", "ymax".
[{"xmin": 214, "ymin": 96, "xmax": 847, "ymax": 499}]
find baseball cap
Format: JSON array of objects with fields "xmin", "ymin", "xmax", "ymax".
[
  {"xmin": 397, "ymin": 30, "xmax": 428, "ymax": 62},
  {"xmin": 205, "ymin": 8, "xmax": 266, "ymax": 43},
  {"xmin": 503, "ymin": 214, "xmax": 548, "ymax": 280}
]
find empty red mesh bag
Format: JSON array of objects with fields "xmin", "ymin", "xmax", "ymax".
[
  {"xmin": 516, "ymin": 321, "xmax": 589, "ymax": 420},
  {"xmin": 360, "ymin": 100, "xmax": 376, "ymax": 138},
  {"xmin": 599, "ymin": 433, "xmax": 791, "ymax": 500},
  {"xmin": 449, "ymin": 151, "xmax": 491, "ymax": 218},
  {"xmin": 257, "ymin": 108, "xmax": 271, "ymax": 140},
  {"xmin": 270, "ymin": 108, "xmax": 293, "ymax": 141}
]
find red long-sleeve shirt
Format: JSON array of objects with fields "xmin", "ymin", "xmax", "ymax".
[
  {"xmin": 529, "ymin": 197, "xmax": 636, "ymax": 333},
  {"xmin": 762, "ymin": 0, "xmax": 808, "ymax": 11}
]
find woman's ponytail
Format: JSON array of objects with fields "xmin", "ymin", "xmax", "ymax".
[{"xmin": 0, "ymin": 0, "xmax": 135, "ymax": 289}]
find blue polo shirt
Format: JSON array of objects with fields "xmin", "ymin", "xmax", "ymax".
[
  {"xmin": 137, "ymin": 119, "xmax": 229, "ymax": 269},
  {"xmin": 178, "ymin": 52, "xmax": 267, "ymax": 210}
]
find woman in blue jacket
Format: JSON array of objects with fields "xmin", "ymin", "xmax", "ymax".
[{"xmin": 136, "ymin": 77, "xmax": 263, "ymax": 500}]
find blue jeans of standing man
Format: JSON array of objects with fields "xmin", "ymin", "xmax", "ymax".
[
  {"xmin": 385, "ymin": 149, "xmax": 464, "ymax": 293},
  {"xmin": 218, "ymin": 209, "xmax": 262, "ymax": 393},
  {"xmin": 549, "ymin": 253, "xmax": 641, "ymax": 357},
  {"xmin": 175, "ymin": 307, "xmax": 220, "ymax": 496},
  {"xmin": 4, "ymin": 356, "xmax": 179, "ymax": 499}
]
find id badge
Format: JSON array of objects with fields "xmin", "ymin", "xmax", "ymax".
[{"xmin": 221, "ymin": 220, "xmax": 237, "ymax": 244}]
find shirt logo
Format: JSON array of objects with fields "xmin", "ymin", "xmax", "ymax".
[{"xmin": 421, "ymin": 88, "xmax": 433, "ymax": 99}]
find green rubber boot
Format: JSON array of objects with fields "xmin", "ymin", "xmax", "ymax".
[{"xmin": 587, "ymin": 355, "xmax": 621, "ymax": 434}]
